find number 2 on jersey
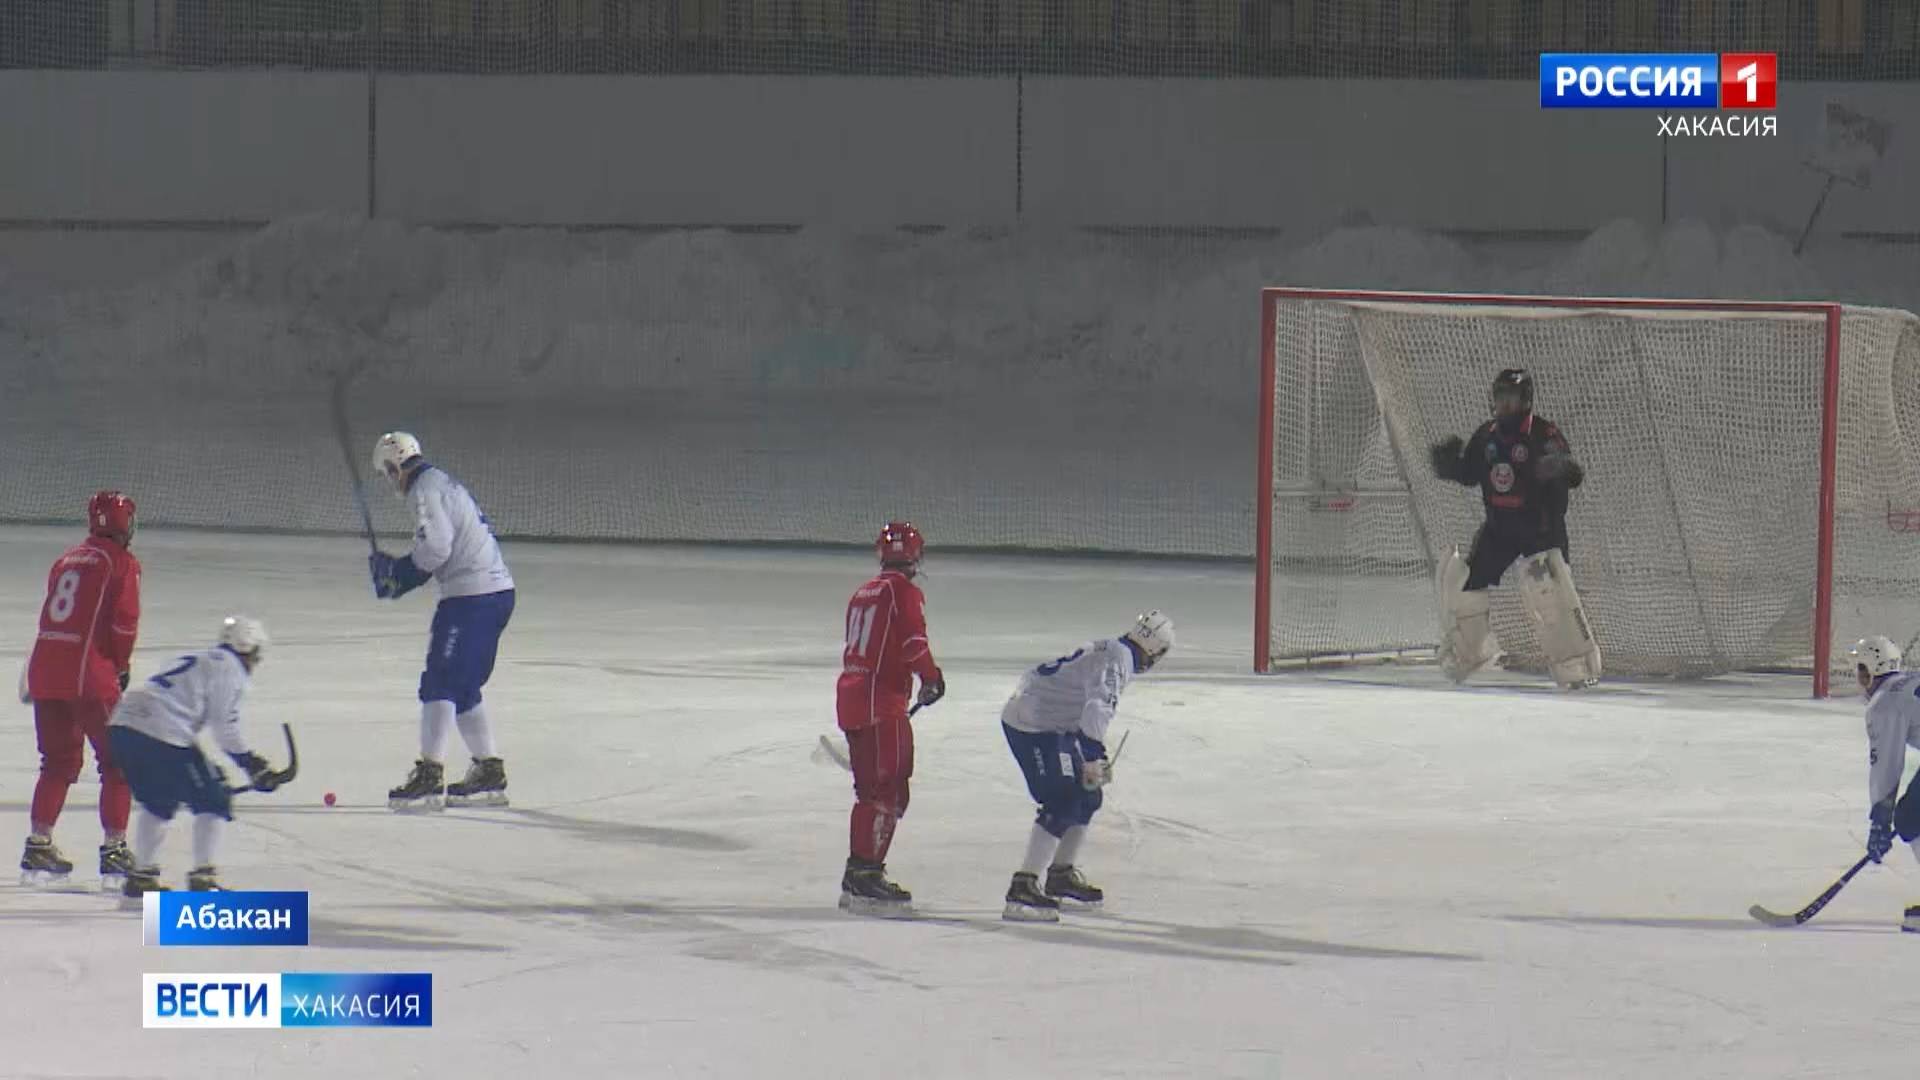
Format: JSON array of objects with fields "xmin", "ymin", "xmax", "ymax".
[
  {"xmin": 846, "ymin": 603, "xmax": 879, "ymax": 659},
  {"xmin": 149, "ymin": 655, "xmax": 197, "ymax": 689},
  {"xmin": 45, "ymin": 569, "xmax": 81, "ymax": 623}
]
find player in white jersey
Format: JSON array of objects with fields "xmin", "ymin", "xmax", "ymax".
[
  {"xmin": 105, "ymin": 616, "xmax": 277, "ymax": 895},
  {"xmin": 998, "ymin": 611, "xmax": 1173, "ymax": 921},
  {"xmin": 368, "ymin": 432, "xmax": 517, "ymax": 810},
  {"xmin": 1852, "ymin": 636, "xmax": 1920, "ymax": 932}
]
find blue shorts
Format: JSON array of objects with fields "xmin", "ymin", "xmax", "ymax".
[
  {"xmin": 107, "ymin": 725, "xmax": 233, "ymax": 821},
  {"xmin": 420, "ymin": 590, "xmax": 515, "ymax": 713},
  {"xmin": 1003, "ymin": 724, "xmax": 1105, "ymax": 837}
]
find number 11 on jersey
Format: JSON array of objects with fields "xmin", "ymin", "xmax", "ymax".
[{"xmin": 846, "ymin": 604, "xmax": 878, "ymax": 659}]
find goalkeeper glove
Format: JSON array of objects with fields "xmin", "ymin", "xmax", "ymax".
[{"xmin": 1429, "ymin": 436, "xmax": 1465, "ymax": 482}]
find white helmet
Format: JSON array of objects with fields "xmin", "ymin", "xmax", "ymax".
[
  {"xmin": 1852, "ymin": 635, "xmax": 1902, "ymax": 680},
  {"xmin": 1123, "ymin": 610, "xmax": 1175, "ymax": 670},
  {"xmin": 220, "ymin": 615, "xmax": 270, "ymax": 661},
  {"xmin": 371, "ymin": 432, "xmax": 424, "ymax": 493}
]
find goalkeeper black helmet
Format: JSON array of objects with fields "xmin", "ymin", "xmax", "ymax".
[{"xmin": 1491, "ymin": 368, "xmax": 1535, "ymax": 415}]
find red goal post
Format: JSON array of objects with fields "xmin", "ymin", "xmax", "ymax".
[{"xmin": 1250, "ymin": 287, "xmax": 1920, "ymax": 699}]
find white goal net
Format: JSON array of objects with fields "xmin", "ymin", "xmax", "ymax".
[{"xmin": 1257, "ymin": 289, "xmax": 1920, "ymax": 696}]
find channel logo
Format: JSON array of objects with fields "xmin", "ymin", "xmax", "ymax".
[
  {"xmin": 142, "ymin": 973, "xmax": 432, "ymax": 1028},
  {"xmin": 1539, "ymin": 52, "xmax": 1776, "ymax": 109}
]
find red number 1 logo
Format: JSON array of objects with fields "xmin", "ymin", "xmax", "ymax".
[{"xmin": 1720, "ymin": 53, "xmax": 1776, "ymax": 109}]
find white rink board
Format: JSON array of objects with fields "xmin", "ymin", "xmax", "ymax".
[{"xmin": 1, "ymin": 526, "xmax": 1916, "ymax": 1078}]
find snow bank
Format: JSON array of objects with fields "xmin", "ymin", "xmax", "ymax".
[{"xmin": 0, "ymin": 218, "xmax": 1912, "ymax": 555}]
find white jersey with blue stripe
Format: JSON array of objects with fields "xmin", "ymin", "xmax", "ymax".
[
  {"xmin": 109, "ymin": 646, "xmax": 254, "ymax": 757},
  {"xmin": 407, "ymin": 466, "xmax": 514, "ymax": 599},
  {"xmin": 1866, "ymin": 670, "xmax": 1920, "ymax": 810},
  {"xmin": 1001, "ymin": 638, "xmax": 1136, "ymax": 745}
]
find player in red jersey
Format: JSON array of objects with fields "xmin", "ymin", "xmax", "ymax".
[
  {"xmin": 19, "ymin": 491, "xmax": 142, "ymax": 887},
  {"xmin": 834, "ymin": 521, "xmax": 945, "ymax": 915}
]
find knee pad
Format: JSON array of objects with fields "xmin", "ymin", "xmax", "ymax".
[
  {"xmin": 1436, "ymin": 548, "xmax": 1497, "ymax": 682},
  {"xmin": 40, "ymin": 746, "xmax": 83, "ymax": 783},
  {"xmin": 855, "ymin": 782, "xmax": 908, "ymax": 821},
  {"xmin": 1516, "ymin": 550, "xmax": 1603, "ymax": 688}
]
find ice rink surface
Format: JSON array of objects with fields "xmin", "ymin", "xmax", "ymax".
[{"xmin": 2, "ymin": 525, "xmax": 1918, "ymax": 1079}]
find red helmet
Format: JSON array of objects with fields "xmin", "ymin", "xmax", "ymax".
[
  {"xmin": 88, "ymin": 490, "xmax": 136, "ymax": 544},
  {"xmin": 876, "ymin": 521, "xmax": 925, "ymax": 570}
]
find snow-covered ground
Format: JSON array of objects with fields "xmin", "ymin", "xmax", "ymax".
[{"xmin": 1, "ymin": 526, "xmax": 1917, "ymax": 1079}]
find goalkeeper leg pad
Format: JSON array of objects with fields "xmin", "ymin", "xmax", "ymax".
[
  {"xmin": 1436, "ymin": 548, "xmax": 1498, "ymax": 683},
  {"xmin": 1516, "ymin": 550, "xmax": 1603, "ymax": 689}
]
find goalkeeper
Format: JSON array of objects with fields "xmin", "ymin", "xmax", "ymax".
[{"xmin": 1427, "ymin": 368, "xmax": 1600, "ymax": 689}]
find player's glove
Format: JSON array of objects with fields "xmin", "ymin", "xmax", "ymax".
[
  {"xmin": 1869, "ymin": 799, "xmax": 1896, "ymax": 863},
  {"xmin": 1080, "ymin": 758, "xmax": 1112, "ymax": 791},
  {"xmin": 117, "ymin": 670, "xmax": 130, "ymax": 692},
  {"xmin": 916, "ymin": 669, "xmax": 946, "ymax": 710},
  {"xmin": 369, "ymin": 550, "xmax": 430, "ymax": 600},
  {"xmin": 231, "ymin": 751, "xmax": 280, "ymax": 793},
  {"xmin": 1429, "ymin": 436, "xmax": 1465, "ymax": 482}
]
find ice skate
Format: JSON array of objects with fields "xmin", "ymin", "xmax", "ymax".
[
  {"xmin": 1044, "ymin": 864, "xmax": 1104, "ymax": 909},
  {"xmin": 122, "ymin": 866, "xmax": 167, "ymax": 898},
  {"xmin": 1904, "ymin": 905, "xmax": 1920, "ymax": 934},
  {"xmin": 19, "ymin": 836, "xmax": 73, "ymax": 886},
  {"xmin": 388, "ymin": 758, "xmax": 445, "ymax": 811},
  {"xmin": 187, "ymin": 865, "xmax": 226, "ymax": 892},
  {"xmin": 99, "ymin": 839, "xmax": 134, "ymax": 892},
  {"xmin": 445, "ymin": 756, "xmax": 509, "ymax": 808},
  {"xmin": 838, "ymin": 858, "xmax": 914, "ymax": 918},
  {"xmin": 1003, "ymin": 871, "xmax": 1061, "ymax": 922}
]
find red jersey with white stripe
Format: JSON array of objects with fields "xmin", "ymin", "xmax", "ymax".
[
  {"xmin": 836, "ymin": 569, "xmax": 938, "ymax": 731},
  {"xmin": 27, "ymin": 535, "xmax": 141, "ymax": 703}
]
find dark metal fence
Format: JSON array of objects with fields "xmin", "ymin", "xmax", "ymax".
[{"xmin": 4, "ymin": 0, "xmax": 1918, "ymax": 76}]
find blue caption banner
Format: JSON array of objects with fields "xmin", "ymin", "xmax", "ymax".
[
  {"xmin": 281, "ymin": 973, "xmax": 433, "ymax": 1028},
  {"xmin": 144, "ymin": 891, "xmax": 309, "ymax": 947},
  {"xmin": 1539, "ymin": 53, "xmax": 1719, "ymax": 108}
]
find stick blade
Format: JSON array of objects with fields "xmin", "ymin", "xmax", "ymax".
[
  {"xmin": 1748, "ymin": 903, "xmax": 1801, "ymax": 928},
  {"xmin": 814, "ymin": 734, "xmax": 852, "ymax": 772}
]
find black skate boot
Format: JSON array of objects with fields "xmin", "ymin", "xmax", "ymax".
[
  {"xmin": 99, "ymin": 839, "xmax": 134, "ymax": 893},
  {"xmin": 1045, "ymin": 864, "xmax": 1104, "ymax": 909},
  {"xmin": 122, "ymin": 865, "xmax": 167, "ymax": 899},
  {"xmin": 838, "ymin": 857, "xmax": 913, "ymax": 917},
  {"xmin": 1904, "ymin": 905, "xmax": 1920, "ymax": 934},
  {"xmin": 1003, "ymin": 871, "xmax": 1061, "ymax": 923},
  {"xmin": 388, "ymin": 758, "xmax": 445, "ymax": 811},
  {"xmin": 20, "ymin": 836, "xmax": 73, "ymax": 886},
  {"xmin": 187, "ymin": 865, "xmax": 226, "ymax": 892},
  {"xmin": 445, "ymin": 757, "xmax": 509, "ymax": 808}
]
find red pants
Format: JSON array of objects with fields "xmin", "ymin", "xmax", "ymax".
[
  {"xmin": 31, "ymin": 698, "xmax": 129, "ymax": 836},
  {"xmin": 847, "ymin": 713, "xmax": 913, "ymax": 863}
]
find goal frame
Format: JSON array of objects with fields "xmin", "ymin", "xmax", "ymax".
[{"xmin": 1254, "ymin": 287, "xmax": 1845, "ymax": 697}]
